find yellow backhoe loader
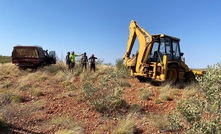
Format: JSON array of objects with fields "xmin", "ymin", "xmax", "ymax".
[{"xmin": 123, "ymin": 20, "xmax": 203, "ymax": 83}]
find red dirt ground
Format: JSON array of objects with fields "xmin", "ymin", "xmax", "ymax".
[{"xmin": 1, "ymin": 73, "xmax": 183, "ymax": 134}]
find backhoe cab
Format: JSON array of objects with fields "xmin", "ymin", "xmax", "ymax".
[{"xmin": 123, "ymin": 20, "xmax": 196, "ymax": 83}]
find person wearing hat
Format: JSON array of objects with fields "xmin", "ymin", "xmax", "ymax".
[
  {"xmin": 66, "ymin": 52, "xmax": 71, "ymax": 70},
  {"xmin": 89, "ymin": 54, "xmax": 97, "ymax": 72}
]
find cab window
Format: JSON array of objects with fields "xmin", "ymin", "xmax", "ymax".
[
  {"xmin": 165, "ymin": 37, "xmax": 172, "ymax": 60},
  {"xmin": 149, "ymin": 41, "xmax": 160, "ymax": 61},
  {"xmin": 172, "ymin": 40, "xmax": 181, "ymax": 60}
]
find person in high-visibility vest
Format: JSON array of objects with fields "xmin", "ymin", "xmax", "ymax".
[{"xmin": 69, "ymin": 51, "xmax": 82, "ymax": 73}]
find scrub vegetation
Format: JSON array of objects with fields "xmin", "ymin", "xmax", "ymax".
[{"xmin": 0, "ymin": 56, "xmax": 220, "ymax": 133}]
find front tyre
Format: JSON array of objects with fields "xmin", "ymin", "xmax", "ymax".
[{"xmin": 185, "ymin": 71, "xmax": 197, "ymax": 84}]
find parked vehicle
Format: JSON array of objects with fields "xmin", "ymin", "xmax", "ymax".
[{"xmin": 12, "ymin": 45, "xmax": 56, "ymax": 70}]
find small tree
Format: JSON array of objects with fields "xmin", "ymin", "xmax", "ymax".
[
  {"xmin": 197, "ymin": 63, "xmax": 221, "ymax": 133},
  {"xmin": 177, "ymin": 63, "xmax": 221, "ymax": 133}
]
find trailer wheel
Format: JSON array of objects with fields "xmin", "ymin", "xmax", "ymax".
[{"xmin": 167, "ymin": 65, "xmax": 179, "ymax": 84}]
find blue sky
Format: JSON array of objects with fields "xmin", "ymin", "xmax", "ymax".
[{"xmin": 0, "ymin": 0, "xmax": 220, "ymax": 68}]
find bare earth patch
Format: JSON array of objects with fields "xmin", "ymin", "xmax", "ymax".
[{"xmin": 0, "ymin": 64, "xmax": 185, "ymax": 134}]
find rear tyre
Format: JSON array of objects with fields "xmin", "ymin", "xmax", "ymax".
[{"xmin": 167, "ymin": 64, "xmax": 179, "ymax": 84}]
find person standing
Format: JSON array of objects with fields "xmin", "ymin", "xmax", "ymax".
[
  {"xmin": 89, "ymin": 54, "xmax": 97, "ymax": 72},
  {"xmin": 69, "ymin": 51, "xmax": 82, "ymax": 73},
  {"xmin": 66, "ymin": 52, "xmax": 71, "ymax": 70},
  {"xmin": 81, "ymin": 52, "xmax": 88, "ymax": 70}
]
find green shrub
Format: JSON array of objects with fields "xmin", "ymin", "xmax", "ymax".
[
  {"xmin": 82, "ymin": 68, "xmax": 126, "ymax": 115},
  {"xmin": 196, "ymin": 63, "xmax": 221, "ymax": 133},
  {"xmin": 197, "ymin": 63, "xmax": 221, "ymax": 118},
  {"xmin": 167, "ymin": 112, "xmax": 183, "ymax": 132},
  {"xmin": 149, "ymin": 111, "xmax": 183, "ymax": 132},
  {"xmin": 176, "ymin": 63, "xmax": 221, "ymax": 133},
  {"xmin": 177, "ymin": 97, "xmax": 204, "ymax": 125}
]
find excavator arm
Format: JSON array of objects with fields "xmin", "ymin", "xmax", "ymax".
[{"xmin": 123, "ymin": 20, "xmax": 153, "ymax": 74}]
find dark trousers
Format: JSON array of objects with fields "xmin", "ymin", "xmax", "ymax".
[
  {"xmin": 82, "ymin": 63, "xmax": 87, "ymax": 70},
  {"xmin": 90, "ymin": 63, "xmax": 96, "ymax": 72},
  {"xmin": 70, "ymin": 62, "xmax": 75, "ymax": 68},
  {"xmin": 70, "ymin": 62, "xmax": 75, "ymax": 73}
]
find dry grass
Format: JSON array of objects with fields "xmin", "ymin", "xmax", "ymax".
[
  {"xmin": 0, "ymin": 92, "xmax": 24, "ymax": 104},
  {"xmin": 0, "ymin": 80, "xmax": 13, "ymax": 89},
  {"xmin": 158, "ymin": 84, "xmax": 180, "ymax": 101},
  {"xmin": 139, "ymin": 88, "xmax": 154, "ymax": 100},
  {"xmin": 113, "ymin": 114, "xmax": 137, "ymax": 134},
  {"xmin": 30, "ymin": 89, "xmax": 44, "ymax": 97},
  {"xmin": 148, "ymin": 113, "xmax": 171, "ymax": 131},
  {"xmin": 182, "ymin": 83, "xmax": 200, "ymax": 97},
  {"xmin": 1, "ymin": 62, "xmax": 212, "ymax": 133},
  {"xmin": 55, "ymin": 129, "xmax": 83, "ymax": 134},
  {"xmin": 51, "ymin": 116, "xmax": 83, "ymax": 133},
  {"xmin": 0, "ymin": 99, "xmax": 46, "ymax": 123},
  {"xmin": 62, "ymin": 81, "xmax": 78, "ymax": 91}
]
